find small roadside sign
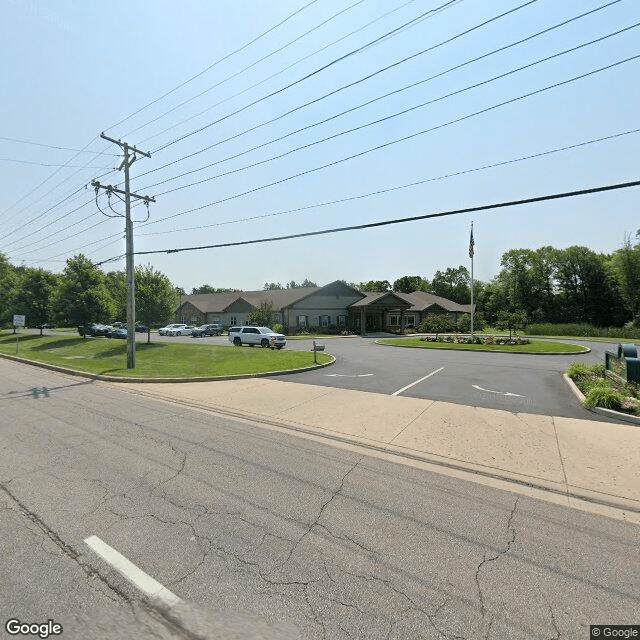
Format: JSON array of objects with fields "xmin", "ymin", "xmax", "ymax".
[{"xmin": 13, "ymin": 315, "xmax": 25, "ymax": 327}]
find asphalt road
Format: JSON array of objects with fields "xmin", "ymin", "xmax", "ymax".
[
  {"xmin": 0, "ymin": 359, "xmax": 638, "ymax": 639},
  {"xmin": 146, "ymin": 332, "xmax": 616, "ymax": 420}
]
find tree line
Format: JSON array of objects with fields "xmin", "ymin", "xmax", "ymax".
[{"xmin": 2, "ymin": 236, "xmax": 638, "ymax": 333}]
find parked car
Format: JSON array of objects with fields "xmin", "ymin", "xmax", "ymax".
[
  {"xmin": 191, "ymin": 323, "xmax": 224, "ymax": 337},
  {"xmin": 78, "ymin": 323, "xmax": 111, "ymax": 337},
  {"xmin": 166, "ymin": 325, "xmax": 195, "ymax": 336},
  {"xmin": 107, "ymin": 328, "xmax": 127, "ymax": 339},
  {"xmin": 135, "ymin": 324, "xmax": 148, "ymax": 333},
  {"xmin": 159, "ymin": 323, "xmax": 187, "ymax": 336},
  {"xmin": 228, "ymin": 326, "xmax": 286, "ymax": 349},
  {"xmin": 36, "ymin": 323, "xmax": 55, "ymax": 329}
]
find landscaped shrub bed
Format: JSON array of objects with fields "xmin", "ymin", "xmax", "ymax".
[
  {"xmin": 421, "ymin": 335, "xmax": 530, "ymax": 345},
  {"xmin": 567, "ymin": 363, "xmax": 639, "ymax": 415}
]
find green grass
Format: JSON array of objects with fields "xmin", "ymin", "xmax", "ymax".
[
  {"xmin": 377, "ymin": 337, "xmax": 588, "ymax": 354},
  {"xmin": 0, "ymin": 333, "xmax": 331, "ymax": 378}
]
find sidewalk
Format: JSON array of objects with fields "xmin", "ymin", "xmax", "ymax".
[{"xmin": 119, "ymin": 378, "xmax": 640, "ymax": 519}]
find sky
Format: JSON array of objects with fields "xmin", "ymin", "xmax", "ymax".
[{"xmin": 1, "ymin": 0, "xmax": 638, "ymax": 292}]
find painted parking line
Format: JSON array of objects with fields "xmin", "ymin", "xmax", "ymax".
[
  {"xmin": 392, "ymin": 368, "xmax": 444, "ymax": 396},
  {"xmin": 84, "ymin": 535, "xmax": 182, "ymax": 607},
  {"xmin": 325, "ymin": 374, "xmax": 374, "ymax": 377}
]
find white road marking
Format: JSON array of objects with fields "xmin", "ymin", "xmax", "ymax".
[
  {"xmin": 84, "ymin": 535, "xmax": 182, "ymax": 607},
  {"xmin": 325, "ymin": 373, "xmax": 374, "ymax": 377},
  {"xmin": 472, "ymin": 384, "xmax": 526, "ymax": 398},
  {"xmin": 392, "ymin": 368, "xmax": 444, "ymax": 396}
]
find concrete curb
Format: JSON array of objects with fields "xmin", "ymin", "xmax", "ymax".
[
  {"xmin": 563, "ymin": 373, "xmax": 640, "ymax": 426},
  {"xmin": 0, "ymin": 352, "xmax": 336, "ymax": 383},
  {"xmin": 376, "ymin": 339, "xmax": 590, "ymax": 356}
]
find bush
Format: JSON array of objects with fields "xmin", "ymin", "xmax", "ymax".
[
  {"xmin": 567, "ymin": 362, "xmax": 606, "ymax": 379},
  {"xmin": 457, "ymin": 313, "xmax": 485, "ymax": 333},
  {"xmin": 527, "ymin": 323, "xmax": 640, "ymax": 339},
  {"xmin": 273, "ymin": 323, "xmax": 284, "ymax": 334},
  {"xmin": 583, "ymin": 386, "xmax": 624, "ymax": 410},
  {"xmin": 418, "ymin": 313, "xmax": 456, "ymax": 334}
]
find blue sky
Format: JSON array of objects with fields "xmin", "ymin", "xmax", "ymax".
[{"xmin": 1, "ymin": 0, "xmax": 638, "ymax": 291}]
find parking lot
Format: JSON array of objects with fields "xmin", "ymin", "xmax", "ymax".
[{"xmin": 150, "ymin": 331, "xmax": 612, "ymax": 420}]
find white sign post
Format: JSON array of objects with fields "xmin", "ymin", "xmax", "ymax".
[{"xmin": 12, "ymin": 315, "xmax": 25, "ymax": 354}]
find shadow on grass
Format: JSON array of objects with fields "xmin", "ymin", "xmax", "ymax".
[
  {"xmin": 26, "ymin": 337, "xmax": 88, "ymax": 351},
  {"xmin": 0, "ymin": 333, "xmax": 47, "ymax": 345}
]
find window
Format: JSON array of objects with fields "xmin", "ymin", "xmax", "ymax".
[
  {"xmin": 297, "ymin": 315, "xmax": 308, "ymax": 327},
  {"xmin": 230, "ymin": 316, "xmax": 237, "ymax": 325},
  {"xmin": 389, "ymin": 315, "xmax": 400, "ymax": 326},
  {"xmin": 337, "ymin": 315, "xmax": 346, "ymax": 327},
  {"xmin": 319, "ymin": 315, "xmax": 330, "ymax": 327},
  {"xmin": 404, "ymin": 315, "xmax": 416, "ymax": 327}
]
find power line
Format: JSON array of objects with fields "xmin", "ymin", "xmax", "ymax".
[
  {"xmin": 137, "ymin": 0, "xmax": 421, "ymax": 147},
  {"xmin": 142, "ymin": 22, "xmax": 636, "ymax": 195},
  {"xmin": 0, "ymin": 137, "xmax": 118, "ymax": 155},
  {"xmin": 138, "ymin": 0, "xmax": 611, "ymax": 183},
  {"xmin": 135, "ymin": 128, "xmax": 640, "ymax": 238},
  {"xmin": 152, "ymin": 0, "xmax": 488, "ymax": 153},
  {"xmin": 141, "ymin": 54, "xmax": 640, "ymax": 229},
  {"xmin": 0, "ymin": 158, "xmax": 111, "ymax": 168},
  {"xmin": 122, "ymin": 0, "xmax": 369, "ymax": 139},
  {"xmin": 24, "ymin": 127, "xmax": 639, "ymax": 265},
  {"xmin": 95, "ymin": 180, "xmax": 640, "ymax": 264},
  {"xmin": 106, "ymin": 0, "xmax": 321, "ymax": 133}
]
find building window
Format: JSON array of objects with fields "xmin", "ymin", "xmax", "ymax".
[
  {"xmin": 297, "ymin": 315, "xmax": 308, "ymax": 327},
  {"xmin": 404, "ymin": 315, "xmax": 416, "ymax": 327},
  {"xmin": 389, "ymin": 315, "xmax": 400, "ymax": 326},
  {"xmin": 319, "ymin": 315, "xmax": 330, "ymax": 326},
  {"xmin": 337, "ymin": 315, "xmax": 346, "ymax": 327},
  {"xmin": 230, "ymin": 316, "xmax": 237, "ymax": 325}
]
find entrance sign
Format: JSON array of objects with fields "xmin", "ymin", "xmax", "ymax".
[{"xmin": 13, "ymin": 315, "xmax": 25, "ymax": 327}]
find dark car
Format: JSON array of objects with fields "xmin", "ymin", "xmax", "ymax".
[
  {"xmin": 107, "ymin": 328, "xmax": 127, "ymax": 339},
  {"xmin": 78, "ymin": 323, "xmax": 111, "ymax": 337},
  {"xmin": 135, "ymin": 324, "xmax": 148, "ymax": 333},
  {"xmin": 36, "ymin": 323, "xmax": 56, "ymax": 329},
  {"xmin": 191, "ymin": 323, "xmax": 224, "ymax": 337}
]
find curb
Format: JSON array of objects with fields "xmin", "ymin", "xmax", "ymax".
[
  {"xmin": 0, "ymin": 352, "xmax": 335, "ymax": 383},
  {"xmin": 562, "ymin": 373, "xmax": 640, "ymax": 426},
  {"xmin": 376, "ymin": 339, "xmax": 590, "ymax": 356}
]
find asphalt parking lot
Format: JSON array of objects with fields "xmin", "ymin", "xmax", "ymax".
[{"xmin": 153, "ymin": 332, "xmax": 615, "ymax": 421}]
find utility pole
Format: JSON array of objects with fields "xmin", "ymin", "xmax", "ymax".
[{"xmin": 92, "ymin": 133, "xmax": 155, "ymax": 369}]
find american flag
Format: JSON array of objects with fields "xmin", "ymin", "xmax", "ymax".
[{"xmin": 469, "ymin": 226, "xmax": 475, "ymax": 259}]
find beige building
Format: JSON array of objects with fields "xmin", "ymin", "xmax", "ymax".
[{"xmin": 176, "ymin": 281, "xmax": 471, "ymax": 335}]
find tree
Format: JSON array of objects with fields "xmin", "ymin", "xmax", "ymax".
[
  {"xmin": 610, "ymin": 235, "xmax": 640, "ymax": 323},
  {"xmin": 54, "ymin": 255, "xmax": 114, "ymax": 337},
  {"xmin": 136, "ymin": 265, "xmax": 178, "ymax": 343},
  {"xmin": 264, "ymin": 282, "xmax": 284, "ymax": 290},
  {"xmin": 105, "ymin": 270, "xmax": 127, "ymax": 321},
  {"xmin": 496, "ymin": 310, "xmax": 526, "ymax": 340},
  {"xmin": 431, "ymin": 266, "xmax": 470, "ymax": 303},
  {"xmin": 358, "ymin": 280, "xmax": 391, "ymax": 292},
  {"xmin": 0, "ymin": 253, "xmax": 17, "ymax": 326},
  {"xmin": 248, "ymin": 302, "xmax": 278, "ymax": 327},
  {"xmin": 393, "ymin": 276, "xmax": 431, "ymax": 293},
  {"xmin": 190, "ymin": 284, "xmax": 239, "ymax": 294},
  {"xmin": 13, "ymin": 268, "xmax": 59, "ymax": 334}
]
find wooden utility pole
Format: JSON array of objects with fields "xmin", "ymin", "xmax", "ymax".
[{"xmin": 91, "ymin": 133, "xmax": 155, "ymax": 369}]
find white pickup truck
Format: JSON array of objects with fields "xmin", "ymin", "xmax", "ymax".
[{"xmin": 228, "ymin": 326, "xmax": 286, "ymax": 349}]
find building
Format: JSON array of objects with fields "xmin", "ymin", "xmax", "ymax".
[{"xmin": 175, "ymin": 281, "xmax": 471, "ymax": 335}]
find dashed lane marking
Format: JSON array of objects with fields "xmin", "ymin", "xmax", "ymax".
[{"xmin": 84, "ymin": 535, "xmax": 182, "ymax": 607}]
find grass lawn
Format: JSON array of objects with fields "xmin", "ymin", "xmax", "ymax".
[
  {"xmin": 0, "ymin": 333, "xmax": 332, "ymax": 378},
  {"xmin": 377, "ymin": 337, "xmax": 588, "ymax": 354}
]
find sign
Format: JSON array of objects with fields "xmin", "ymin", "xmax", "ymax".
[{"xmin": 13, "ymin": 315, "xmax": 25, "ymax": 327}]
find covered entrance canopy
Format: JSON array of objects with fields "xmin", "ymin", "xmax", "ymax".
[{"xmin": 347, "ymin": 292, "xmax": 413, "ymax": 335}]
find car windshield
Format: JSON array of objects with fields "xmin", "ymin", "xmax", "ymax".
[{"xmin": 258, "ymin": 327, "xmax": 272, "ymax": 333}]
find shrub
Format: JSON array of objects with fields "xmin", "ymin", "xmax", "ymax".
[
  {"xmin": 418, "ymin": 313, "xmax": 456, "ymax": 334},
  {"xmin": 457, "ymin": 313, "xmax": 485, "ymax": 333},
  {"xmin": 273, "ymin": 323, "xmax": 284, "ymax": 334},
  {"xmin": 527, "ymin": 323, "xmax": 640, "ymax": 339},
  {"xmin": 567, "ymin": 363, "xmax": 606, "ymax": 379},
  {"xmin": 583, "ymin": 386, "xmax": 623, "ymax": 410}
]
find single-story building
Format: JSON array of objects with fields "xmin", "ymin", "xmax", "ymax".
[{"xmin": 175, "ymin": 281, "xmax": 472, "ymax": 335}]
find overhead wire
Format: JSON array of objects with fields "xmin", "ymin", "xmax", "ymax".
[
  {"xmin": 151, "ymin": 0, "xmax": 489, "ymax": 153},
  {"xmin": 140, "ymin": 19, "xmax": 635, "ymax": 195},
  {"xmin": 94, "ymin": 180, "xmax": 640, "ymax": 263}
]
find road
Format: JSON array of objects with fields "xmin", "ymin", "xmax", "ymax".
[
  {"xmin": 148, "ymin": 332, "xmax": 616, "ymax": 420},
  {"xmin": 0, "ymin": 359, "xmax": 637, "ymax": 639}
]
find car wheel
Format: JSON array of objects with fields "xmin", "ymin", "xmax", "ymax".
[
  {"xmin": 249, "ymin": 343, "xmax": 254, "ymax": 347},
  {"xmin": 233, "ymin": 337, "xmax": 242, "ymax": 346},
  {"xmin": 260, "ymin": 339, "xmax": 269, "ymax": 348},
  {"xmin": 276, "ymin": 346, "xmax": 283, "ymax": 350}
]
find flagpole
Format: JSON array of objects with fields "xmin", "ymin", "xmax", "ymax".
[{"xmin": 470, "ymin": 222, "xmax": 474, "ymax": 341}]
